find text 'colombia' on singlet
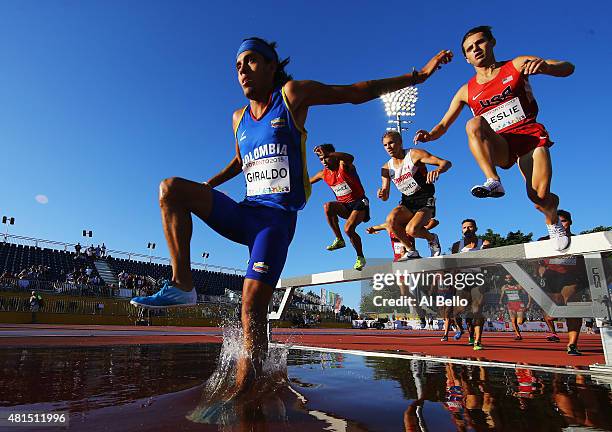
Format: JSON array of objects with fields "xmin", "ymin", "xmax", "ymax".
[
  {"xmin": 467, "ymin": 60, "xmax": 539, "ymax": 133},
  {"xmin": 235, "ymin": 87, "xmax": 310, "ymax": 212},
  {"xmin": 323, "ymin": 163, "xmax": 365, "ymax": 203},
  {"xmin": 388, "ymin": 149, "xmax": 434, "ymax": 198}
]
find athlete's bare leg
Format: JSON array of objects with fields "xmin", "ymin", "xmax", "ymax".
[
  {"xmin": 344, "ymin": 210, "xmax": 366, "ymax": 257},
  {"xmin": 518, "ymin": 147, "xmax": 560, "ymax": 225},
  {"xmin": 509, "ymin": 311, "xmax": 521, "ymax": 337},
  {"xmin": 561, "ymin": 284, "xmax": 581, "ymax": 348},
  {"xmin": 465, "ymin": 116, "xmax": 512, "ymax": 179},
  {"xmin": 159, "ymin": 177, "xmax": 213, "ymax": 291},
  {"xmin": 324, "ymin": 201, "xmax": 351, "ymax": 240},
  {"xmin": 386, "ymin": 206, "xmax": 416, "ymax": 250},
  {"xmin": 544, "ymin": 313, "xmax": 558, "ymax": 334},
  {"xmin": 235, "ymin": 278, "xmax": 274, "ymax": 394},
  {"xmin": 406, "ymin": 208, "xmax": 435, "ymax": 243}
]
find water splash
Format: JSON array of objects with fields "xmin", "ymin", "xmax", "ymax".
[{"xmin": 187, "ymin": 320, "xmax": 291, "ymax": 426}]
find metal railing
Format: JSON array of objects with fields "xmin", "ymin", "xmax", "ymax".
[{"xmin": 1, "ymin": 233, "xmax": 245, "ymax": 275}]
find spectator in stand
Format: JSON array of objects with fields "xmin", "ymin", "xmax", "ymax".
[
  {"xmin": 118, "ymin": 270, "xmax": 127, "ymax": 289},
  {"xmin": 85, "ymin": 266, "xmax": 93, "ymax": 277},
  {"xmin": 86, "ymin": 245, "xmax": 95, "ymax": 258},
  {"xmin": 75, "ymin": 242, "xmax": 82, "ymax": 256},
  {"xmin": 95, "ymin": 245, "xmax": 102, "ymax": 258},
  {"xmin": 101, "ymin": 243, "xmax": 107, "ymax": 257},
  {"xmin": 29, "ymin": 291, "xmax": 42, "ymax": 323}
]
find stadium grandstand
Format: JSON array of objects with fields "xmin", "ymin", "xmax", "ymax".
[{"xmin": 0, "ymin": 234, "xmax": 336, "ymax": 326}]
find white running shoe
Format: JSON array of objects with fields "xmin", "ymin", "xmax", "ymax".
[
  {"xmin": 397, "ymin": 249, "xmax": 421, "ymax": 261},
  {"xmin": 471, "ymin": 178, "xmax": 505, "ymax": 198},
  {"xmin": 547, "ymin": 222, "xmax": 570, "ymax": 251},
  {"xmin": 428, "ymin": 233, "xmax": 442, "ymax": 257}
]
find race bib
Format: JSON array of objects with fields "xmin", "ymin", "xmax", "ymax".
[
  {"xmin": 393, "ymin": 171, "xmax": 420, "ymax": 196},
  {"xmin": 331, "ymin": 181, "xmax": 352, "ymax": 198},
  {"xmin": 506, "ymin": 290, "xmax": 520, "ymax": 301},
  {"xmin": 393, "ymin": 242, "xmax": 404, "ymax": 254},
  {"xmin": 244, "ymin": 156, "xmax": 291, "ymax": 196},
  {"xmin": 482, "ymin": 97, "xmax": 526, "ymax": 132}
]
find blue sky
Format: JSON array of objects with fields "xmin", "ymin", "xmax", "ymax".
[{"xmin": 1, "ymin": 1, "xmax": 610, "ymax": 310}]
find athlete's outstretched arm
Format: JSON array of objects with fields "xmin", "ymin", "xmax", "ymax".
[
  {"xmin": 309, "ymin": 170, "xmax": 324, "ymax": 184},
  {"xmin": 513, "ymin": 56, "xmax": 575, "ymax": 77},
  {"xmin": 414, "ymin": 85, "xmax": 467, "ymax": 144},
  {"xmin": 378, "ymin": 164, "xmax": 391, "ymax": 201},
  {"xmin": 366, "ymin": 223, "xmax": 388, "ymax": 234},
  {"xmin": 285, "ymin": 50, "xmax": 453, "ymax": 109},
  {"xmin": 329, "ymin": 152, "xmax": 355, "ymax": 165},
  {"xmin": 411, "ymin": 148, "xmax": 452, "ymax": 184}
]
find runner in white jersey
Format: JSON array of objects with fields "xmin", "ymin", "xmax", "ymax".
[
  {"xmin": 378, "ymin": 131, "xmax": 451, "ymax": 258},
  {"xmin": 451, "ymin": 219, "xmax": 490, "ymax": 350}
]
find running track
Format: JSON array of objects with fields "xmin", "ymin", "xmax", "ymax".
[{"xmin": 0, "ymin": 324, "xmax": 604, "ymax": 369}]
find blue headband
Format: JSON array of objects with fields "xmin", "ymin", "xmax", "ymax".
[{"xmin": 236, "ymin": 39, "xmax": 278, "ymax": 63}]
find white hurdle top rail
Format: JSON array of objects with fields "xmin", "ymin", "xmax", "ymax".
[
  {"xmin": 276, "ymin": 231, "xmax": 612, "ymax": 289},
  {"xmin": 270, "ymin": 232, "xmax": 612, "ymax": 366}
]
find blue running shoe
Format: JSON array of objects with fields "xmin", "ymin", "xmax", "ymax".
[
  {"xmin": 130, "ymin": 282, "xmax": 197, "ymax": 309},
  {"xmin": 453, "ymin": 330, "xmax": 464, "ymax": 341}
]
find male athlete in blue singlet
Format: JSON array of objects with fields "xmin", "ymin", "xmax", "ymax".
[{"xmin": 130, "ymin": 37, "xmax": 452, "ymax": 392}]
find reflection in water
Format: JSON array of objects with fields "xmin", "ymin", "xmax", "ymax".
[{"xmin": 1, "ymin": 343, "xmax": 612, "ymax": 431}]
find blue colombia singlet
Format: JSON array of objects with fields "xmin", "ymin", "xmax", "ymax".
[{"xmin": 234, "ymin": 86, "xmax": 311, "ymax": 212}]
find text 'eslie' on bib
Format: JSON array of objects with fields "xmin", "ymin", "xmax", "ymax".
[
  {"xmin": 244, "ymin": 156, "xmax": 291, "ymax": 196},
  {"xmin": 482, "ymin": 97, "xmax": 526, "ymax": 132},
  {"xmin": 331, "ymin": 182, "xmax": 352, "ymax": 198},
  {"xmin": 393, "ymin": 171, "xmax": 420, "ymax": 196}
]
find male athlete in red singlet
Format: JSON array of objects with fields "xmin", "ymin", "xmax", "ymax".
[
  {"xmin": 414, "ymin": 26, "xmax": 575, "ymax": 251},
  {"xmin": 310, "ymin": 144, "xmax": 370, "ymax": 270}
]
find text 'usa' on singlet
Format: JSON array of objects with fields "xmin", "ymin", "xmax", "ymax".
[
  {"xmin": 388, "ymin": 149, "xmax": 434, "ymax": 198},
  {"xmin": 323, "ymin": 163, "xmax": 365, "ymax": 203},
  {"xmin": 235, "ymin": 86, "xmax": 311, "ymax": 212},
  {"xmin": 467, "ymin": 60, "xmax": 539, "ymax": 133}
]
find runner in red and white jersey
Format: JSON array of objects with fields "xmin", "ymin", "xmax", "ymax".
[
  {"xmin": 378, "ymin": 131, "xmax": 451, "ymax": 259},
  {"xmin": 499, "ymin": 274, "xmax": 532, "ymax": 341},
  {"xmin": 413, "ymin": 25, "xmax": 575, "ymax": 251},
  {"xmin": 310, "ymin": 144, "xmax": 370, "ymax": 270}
]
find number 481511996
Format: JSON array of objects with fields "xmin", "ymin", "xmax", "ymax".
[{"xmin": 7, "ymin": 412, "xmax": 67, "ymax": 423}]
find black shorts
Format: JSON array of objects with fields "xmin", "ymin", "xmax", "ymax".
[
  {"xmin": 340, "ymin": 197, "xmax": 370, "ymax": 223},
  {"xmin": 540, "ymin": 269, "xmax": 579, "ymax": 293},
  {"xmin": 400, "ymin": 193, "xmax": 436, "ymax": 218}
]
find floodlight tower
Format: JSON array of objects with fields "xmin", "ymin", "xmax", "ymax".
[{"xmin": 380, "ymin": 86, "xmax": 418, "ymax": 138}]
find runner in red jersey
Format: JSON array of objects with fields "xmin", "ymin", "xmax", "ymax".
[
  {"xmin": 310, "ymin": 143, "xmax": 370, "ymax": 270},
  {"xmin": 413, "ymin": 26, "xmax": 575, "ymax": 251}
]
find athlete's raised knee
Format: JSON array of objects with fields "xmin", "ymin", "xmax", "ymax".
[
  {"xmin": 344, "ymin": 224, "xmax": 357, "ymax": 236},
  {"xmin": 405, "ymin": 224, "xmax": 419, "ymax": 238},
  {"xmin": 465, "ymin": 116, "xmax": 489, "ymax": 137},
  {"xmin": 159, "ymin": 177, "xmax": 184, "ymax": 204},
  {"xmin": 323, "ymin": 202, "xmax": 335, "ymax": 214}
]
